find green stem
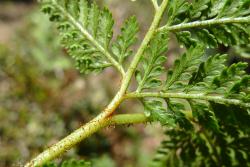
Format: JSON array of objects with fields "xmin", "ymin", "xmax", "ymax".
[
  {"xmin": 125, "ymin": 92, "xmax": 250, "ymax": 108},
  {"xmin": 51, "ymin": 0, "xmax": 125, "ymax": 76},
  {"xmin": 136, "ymin": 61, "xmax": 154, "ymax": 92},
  {"xmin": 24, "ymin": 113, "xmax": 148, "ymax": 167},
  {"xmin": 26, "ymin": 0, "xmax": 170, "ymax": 166},
  {"xmin": 151, "ymin": 0, "xmax": 159, "ymax": 10},
  {"xmin": 25, "ymin": 90, "xmax": 123, "ymax": 167},
  {"xmin": 109, "ymin": 113, "xmax": 148, "ymax": 125},
  {"xmin": 158, "ymin": 17, "xmax": 250, "ymax": 32},
  {"xmin": 120, "ymin": 0, "xmax": 169, "ymax": 93}
]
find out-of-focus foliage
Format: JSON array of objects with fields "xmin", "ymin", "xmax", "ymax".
[
  {"xmin": 0, "ymin": 11, "xmax": 71, "ymax": 166},
  {"xmin": 42, "ymin": 159, "xmax": 91, "ymax": 167},
  {"xmin": 234, "ymin": 44, "xmax": 250, "ymax": 59},
  {"xmin": 16, "ymin": 12, "xmax": 71, "ymax": 72}
]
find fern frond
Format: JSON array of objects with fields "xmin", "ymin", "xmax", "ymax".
[
  {"xmin": 212, "ymin": 63, "xmax": 249, "ymax": 98},
  {"xmin": 35, "ymin": 1, "xmax": 250, "ymax": 166},
  {"xmin": 188, "ymin": 56, "xmax": 250, "ymax": 102},
  {"xmin": 41, "ymin": 0, "xmax": 125, "ymax": 75},
  {"xmin": 190, "ymin": 100, "xmax": 219, "ymax": 132},
  {"xmin": 130, "ymin": 44, "xmax": 250, "ymax": 129},
  {"xmin": 160, "ymin": 0, "xmax": 250, "ymax": 47},
  {"xmin": 188, "ymin": 54, "xmax": 227, "ymax": 92},
  {"xmin": 135, "ymin": 42, "xmax": 250, "ymax": 166},
  {"xmin": 136, "ymin": 32, "xmax": 169, "ymax": 92},
  {"xmin": 162, "ymin": 44, "xmax": 250, "ymax": 106},
  {"xmin": 135, "ymin": 32, "xmax": 171, "ymax": 126},
  {"xmin": 143, "ymin": 98, "xmax": 175, "ymax": 126},
  {"xmin": 150, "ymin": 129, "xmax": 218, "ymax": 167},
  {"xmin": 150, "ymin": 101, "xmax": 250, "ymax": 167},
  {"xmin": 112, "ymin": 16, "xmax": 139, "ymax": 64},
  {"xmin": 167, "ymin": 99, "xmax": 193, "ymax": 130},
  {"xmin": 164, "ymin": 44, "xmax": 204, "ymax": 91},
  {"xmin": 149, "ymin": 140, "xmax": 181, "ymax": 167}
]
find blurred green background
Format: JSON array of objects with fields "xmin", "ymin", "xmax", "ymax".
[{"xmin": 0, "ymin": 1, "xmax": 249, "ymax": 167}]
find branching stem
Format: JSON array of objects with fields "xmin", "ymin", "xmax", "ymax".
[
  {"xmin": 120, "ymin": 0, "xmax": 169, "ymax": 93},
  {"xmin": 24, "ymin": 1, "xmax": 250, "ymax": 166},
  {"xmin": 151, "ymin": 0, "xmax": 159, "ymax": 10},
  {"xmin": 158, "ymin": 17, "xmax": 250, "ymax": 32},
  {"xmin": 125, "ymin": 92, "xmax": 250, "ymax": 108},
  {"xmin": 25, "ymin": 0, "xmax": 169, "ymax": 166}
]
